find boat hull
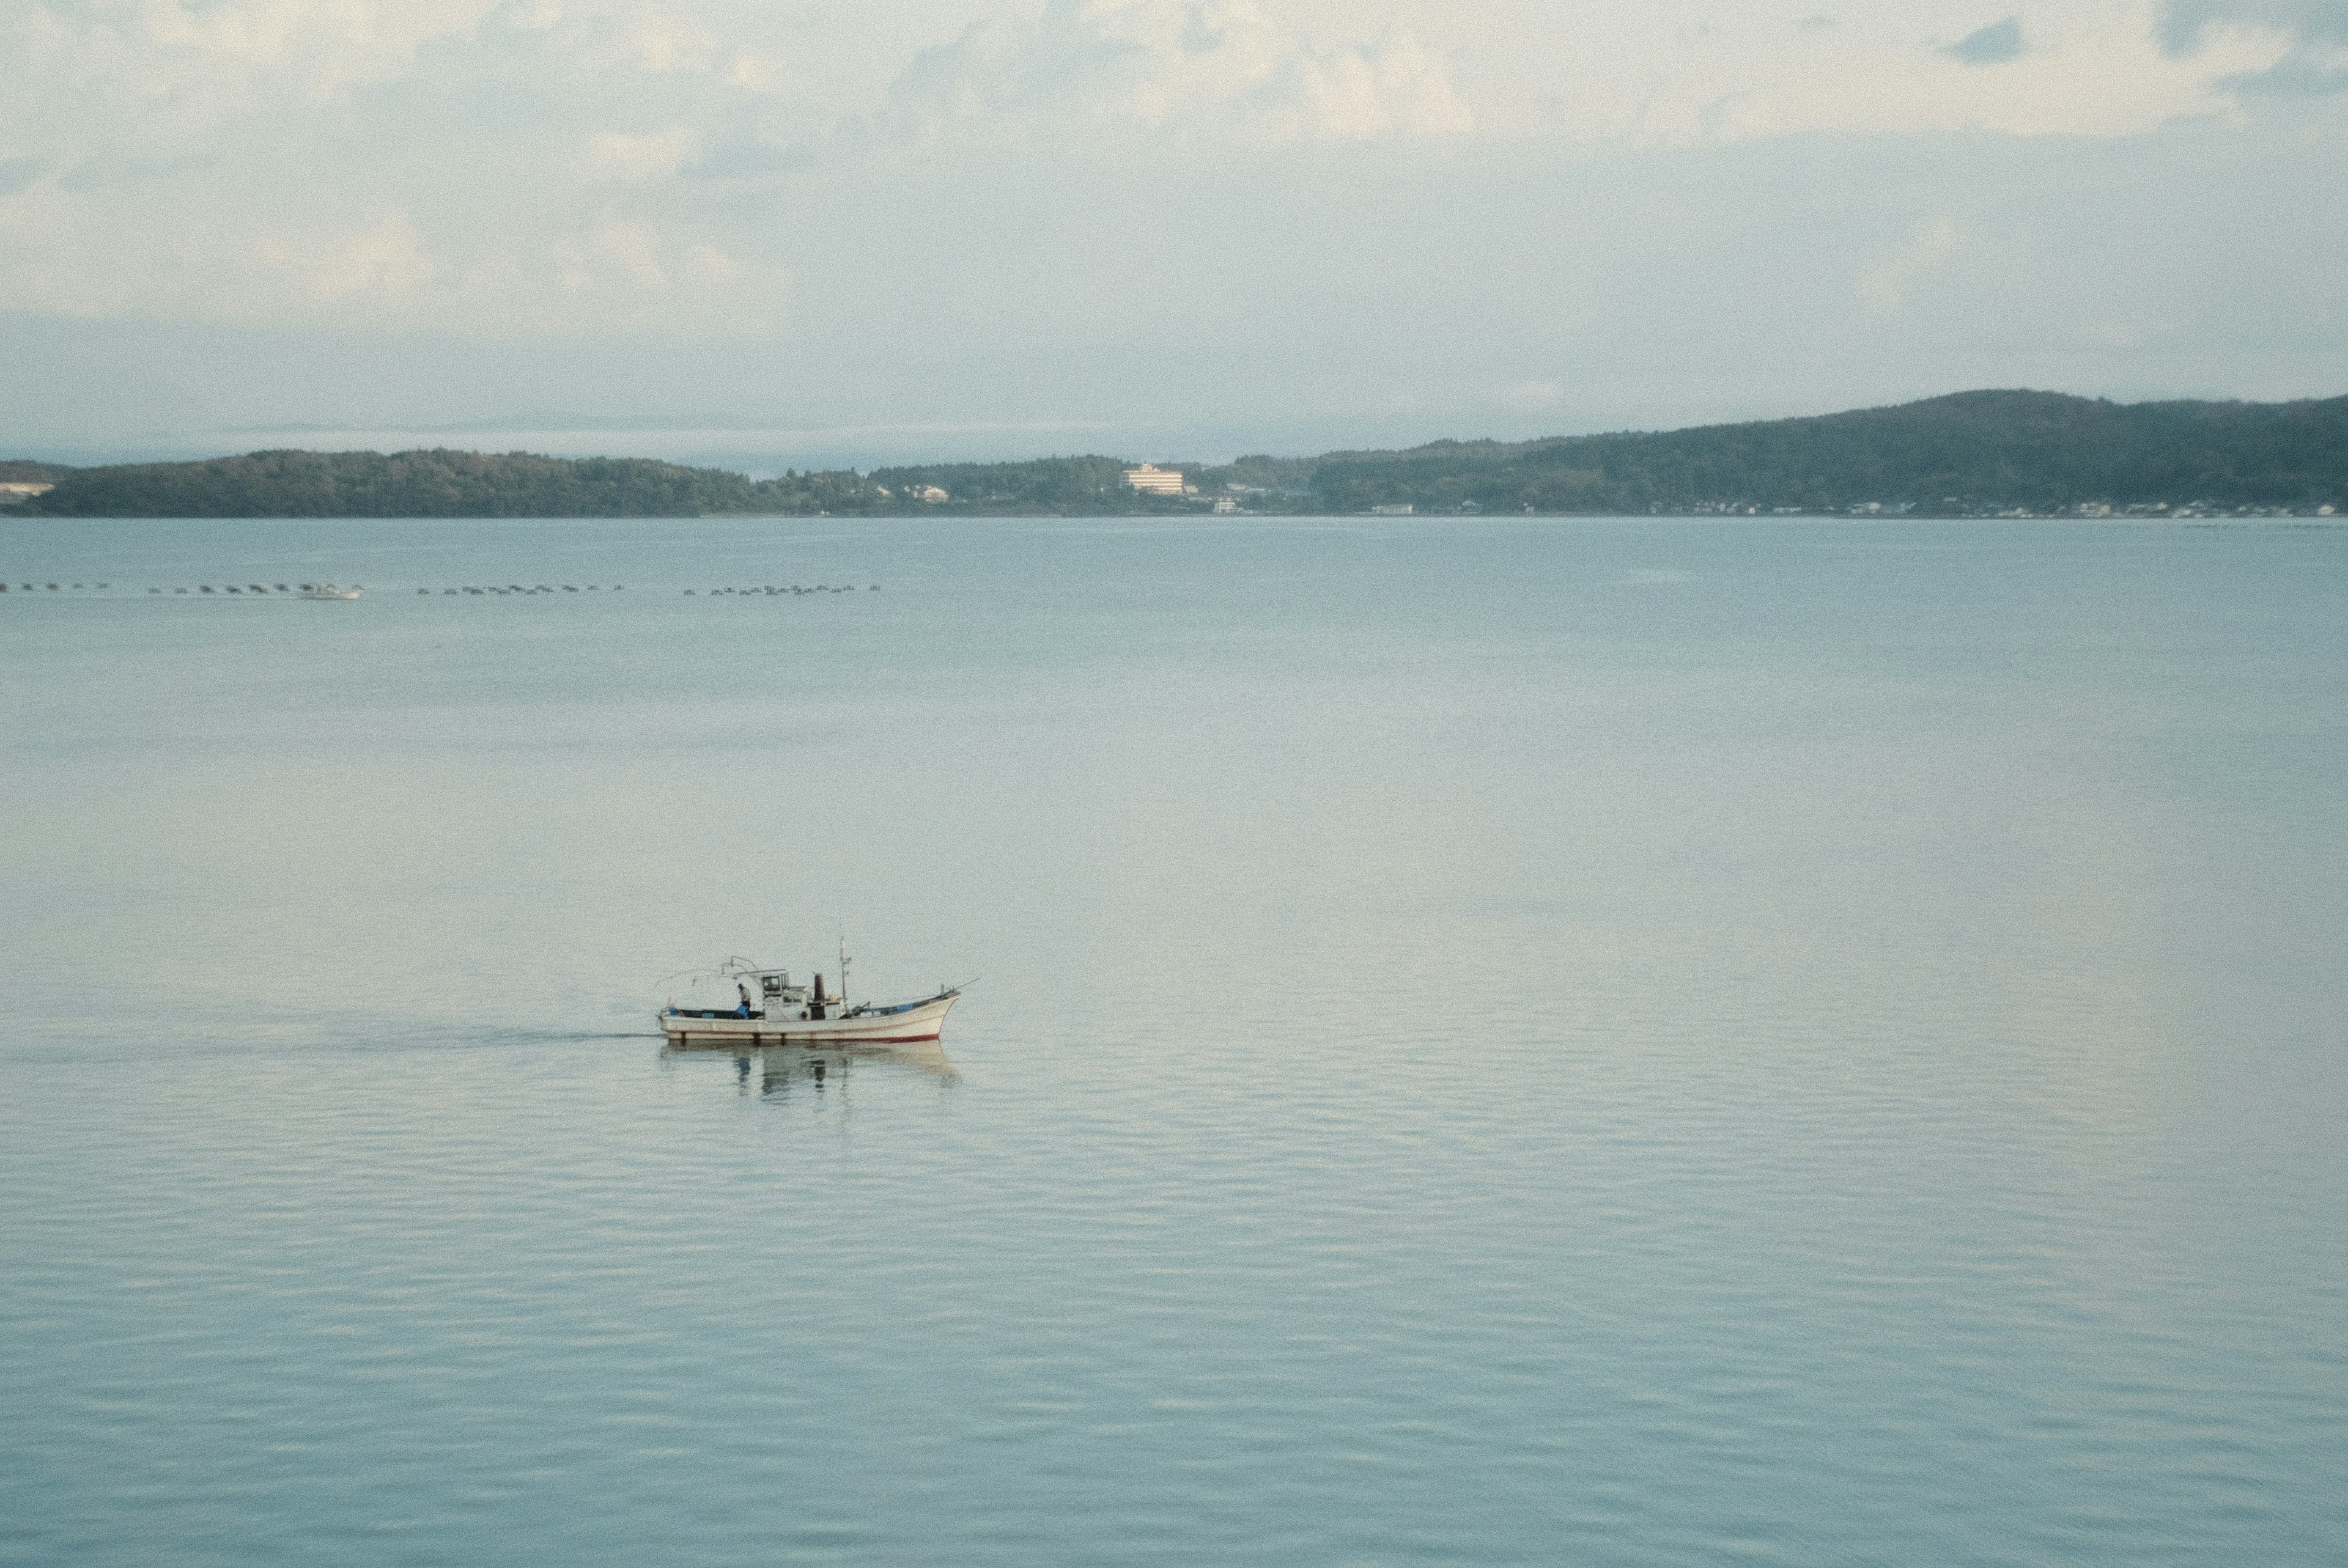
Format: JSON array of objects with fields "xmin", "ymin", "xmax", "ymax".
[{"xmin": 659, "ymin": 990, "xmax": 958, "ymax": 1046}]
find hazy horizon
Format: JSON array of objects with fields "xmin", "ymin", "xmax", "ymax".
[{"xmin": 14, "ymin": 381, "xmax": 2347, "ymax": 479}]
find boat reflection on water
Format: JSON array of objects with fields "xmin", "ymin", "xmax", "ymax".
[{"xmin": 661, "ymin": 1037, "xmax": 958, "ymax": 1100}]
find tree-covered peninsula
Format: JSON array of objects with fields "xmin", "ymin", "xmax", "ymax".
[
  {"xmin": 1301, "ymin": 389, "xmax": 2348, "ymax": 516},
  {"xmin": 9, "ymin": 391, "xmax": 2344, "ymax": 518},
  {"xmin": 7, "ymin": 449, "xmax": 866, "ymax": 518}
]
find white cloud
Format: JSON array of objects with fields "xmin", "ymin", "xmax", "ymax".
[
  {"xmin": 2158, "ymin": 0, "xmax": 2348, "ymax": 91},
  {"xmin": 6, "ymin": 98, "xmax": 2346, "ymax": 452},
  {"xmin": 2160, "ymin": 0, "xmax": 2348, "ymax": 52},
  {"xmin": 16, "ymin": 0, "xmax": 500, "ymax": 134},
  {"xmin": 0, "ymin": 0, "xmax": 801, "ymax": 333},
  {"xmin": 0, "ymin": 164, "xmax": 791, "ymax": 334},
  {"xmin": 302, "ymin": 213, "xmax": 438, "ymax": 301},
  {"xmin": 726, "ymin": 50, "xmax": 785, "ymax": 92},
  {"xmin": 626, "ymin": 13, "xmax": 718, "ymax": 73},
  {"xmin": 871, "ymin": 0, "xmax": 1471, "ymax": 150},
  {"xmin": 1519, "ymin": 2, "xmax": 2290, "ymax": 143},
  {"xmin": 500, "ymin": 0, "xmax": 563, "ymax": 31},
  {"xmin": 0, "ymin": 0, "xmax": 2339, "ymax": 356}
]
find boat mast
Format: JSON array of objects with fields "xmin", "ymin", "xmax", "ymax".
[{"xmin": 839, "ymin": 933, "xmax": 852, "ymax": 1009}]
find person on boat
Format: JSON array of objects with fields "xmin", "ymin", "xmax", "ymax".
[{"xmin": 736, "ymin": 981, "xmax": 755, "ymax": 1018}]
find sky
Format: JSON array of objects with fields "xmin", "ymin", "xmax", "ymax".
[{"xmin": 2, "ymin": 0, "xmax": 2344, "ymax": 466}]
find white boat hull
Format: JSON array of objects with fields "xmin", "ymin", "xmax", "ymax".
[{"xmin": 659, "ymin": 989, "xmax": 959, "ymax": 1045}]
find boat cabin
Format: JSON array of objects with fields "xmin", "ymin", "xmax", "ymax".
[{"xmin": 668, "ymin": 966, "xmax": 847, "ymax": 1022}]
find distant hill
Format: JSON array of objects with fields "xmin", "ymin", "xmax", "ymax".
[
  {"xmin": 6, "ymin": 449, "xmax": 861, "ymax": 518},
  {"xmin": 1303, "ymin": 391, "xmax": 2348, "ymax": 515},
  {"xmin": 865, "ymin": 455, "xmax": 1137, "ymax": 512},
  {"xmin": 5, "ymin": 446, "xmax": 1137, "ymax": 518},
  {"xmin": 10, "ymin": 392, "xmax": 2344, "ymax": 517}
]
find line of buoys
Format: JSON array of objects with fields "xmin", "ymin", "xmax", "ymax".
[
  {"xmin": 426, "ymin": 584, "xmax": 626, "ymax": 595},
  {"xmin": 418, "ymin": 581, "xmax": 874, "ymax": 597},
  {"xmin": 31, "ymin": 582, "xmax": 351, "ymax": 596},
  {"xmin": 684, "ymin": 584, "xmax": 880, "ymax": 596},
  {"xmin": 4, "ymin": 580, "xmax": 894, "ymax": 602},
  {"xmin": 0, "ymin": 583, "xmax": 360, "ymax": 596}
]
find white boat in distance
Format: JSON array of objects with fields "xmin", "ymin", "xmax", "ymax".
[
  {"xmin": 659, "ymin": 954, "xmax": 963, "ymax": 1046},
  {"xmin": 300, "ymin": 583, "xmax": 361, "ymax": 600}
]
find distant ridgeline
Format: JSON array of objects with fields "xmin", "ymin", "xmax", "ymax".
[
  {"xmin": 10, "ymin": 391, "xmax": 2346, "ymax": 517},
  {"xmin": 1306, "ymin": 390, "xmax": 2348, "ymax": 516},
  {"xmin": 8, "ymin": 450, "xmax": 862, "ymax": 518}
]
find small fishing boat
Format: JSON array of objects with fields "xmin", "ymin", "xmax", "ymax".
[
  {"xmin": 659, "ymin": 951, "xmax": 963, "ymax": 1046},
  {"xmin": 300, "ymin": 583, "xmax": 361, "ymax": 600}
]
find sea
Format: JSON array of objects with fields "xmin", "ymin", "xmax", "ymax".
[{"xmin": 2, "ymin": 515, "xmax": 2343, "ymax": 1566}]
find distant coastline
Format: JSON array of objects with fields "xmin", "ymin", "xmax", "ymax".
[{"xmin": 6, "ymin": 389, "xmax": 2343, "ymax": 520}]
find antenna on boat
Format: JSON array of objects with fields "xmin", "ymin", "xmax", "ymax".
[{"xmin": 839, "ymin": 932, "xmax": 852, "ymax": 1009}]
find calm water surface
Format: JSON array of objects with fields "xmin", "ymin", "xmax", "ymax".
[{"xmin": 2, "ymin": 517, "xmax": 2343, "ymax": 1566}]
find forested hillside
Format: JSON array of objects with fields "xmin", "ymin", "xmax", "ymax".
[
  {"xmin": 11, "ymin": 392, "xmax": 2344, "ymax": 517},
  {"xmin": 866, "ymin": 456, "xmax": 1136, "ymax": 510},
  {"xmin": 1303, "ymin": 391, "xmax": 2348, "ymax": 513},
  {"xmin": 12, "ymin": 449, "xmax": 822, "ymax": 517}
]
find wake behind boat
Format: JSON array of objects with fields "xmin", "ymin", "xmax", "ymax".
[{"xmin": 659, "ymin": 953, "xmax": 962, "ymax": 1046}]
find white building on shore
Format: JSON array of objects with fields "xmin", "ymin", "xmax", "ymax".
[{"xmin": 1122, "ymin": 463, "xmax": 1185, "ymax": 495}]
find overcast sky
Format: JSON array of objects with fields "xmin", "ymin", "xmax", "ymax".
[{"xmin": 3, "ymin": 0, "xmax": 2344, "ymax": 465}]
